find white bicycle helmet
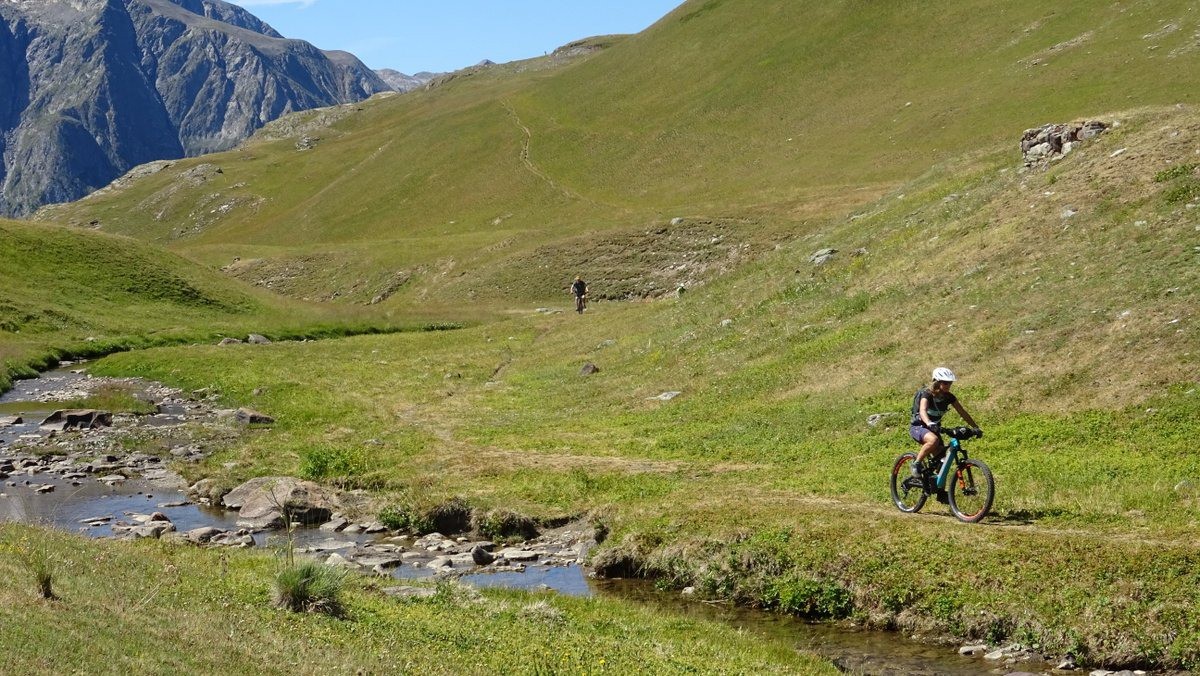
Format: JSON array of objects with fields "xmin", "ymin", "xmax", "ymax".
[{"xmin": 932, "ymin": 367, "xmax": 957, "ymax": 383}]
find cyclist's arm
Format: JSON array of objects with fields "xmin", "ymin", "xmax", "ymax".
[
  {"xmin": 951, "ymin": 400, "xmax": 979, "ymax": 428},
  {"xmin": 918, "ymin": 397, "xmax": 935, "ymax": 427}
]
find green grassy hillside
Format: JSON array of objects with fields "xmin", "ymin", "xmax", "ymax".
[
  {"xmin": 37, "ymin": 0, "xmax": 1200, "ymax": 308},
  {"xmin": 0, "ymin": 220, "xmax": 436, "ymax": 391}
]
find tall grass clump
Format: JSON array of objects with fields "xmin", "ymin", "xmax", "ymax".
[
  {"xmin": 1, "ymin": 531, "xmax": 58, "ymax": 600},
  {"xmin": 271, "ymin": 561, "xmax": 347, "ymax": 616}
]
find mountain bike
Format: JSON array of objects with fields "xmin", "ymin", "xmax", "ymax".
[{"xmin": 889, "ymin": 426, "xmax": 994, "ymax": 523}]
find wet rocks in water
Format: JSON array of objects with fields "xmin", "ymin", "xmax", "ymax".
[
  {"xmin": 320, "ymin": 516, "xmax": 350, "ymax": 532},
  {"xmin": 234, "ymin": 408, "xmax": 274, "ymax": 425},
  {"xmin": 958, "ymin": 644, "xmax": 989, "ymax": 656},
  {"xmin": 113, "ymin": 512, "xmax": 176, "ymax": 539},
  {"xmin": 39, "ymin": 409, "xmax": 113, "ymax": 431},
  {"xmin": 222, "ymin": 476, "xmax": 337, "ymax": 529},
  {"xmin": 0, "ymin": 416, "xmax": 23, "ymax": 428},
  {"xmin": 471, "ymin": 545, "xmax": 496, "ymax": 566}
]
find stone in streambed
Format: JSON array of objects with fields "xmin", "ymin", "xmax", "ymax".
[
  {"xmin": 319, "ymin": 516, "xmax": 350, "ymax": 532},
  {"xmin": 40, "ymin": 409, "xmax": 112, "ymax": 431},
  {"xmin": 471, "ymin": 545, "xmax": 495, "ymax": 566},
  {"xmin": 958, "ymin": 644, "xmax": 989, "ymax": 656},
  {"xmin": 223, "ymin": 476, "xmax": 335, "ymax": 529}
]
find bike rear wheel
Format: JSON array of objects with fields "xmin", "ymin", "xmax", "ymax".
[
  {"xmin": 890, "ymin": 452, "xmax": 927, "ymax": 513},
  {"xmin": 948, "ymin": 458, "xmax": 994, "ymax": 523}
]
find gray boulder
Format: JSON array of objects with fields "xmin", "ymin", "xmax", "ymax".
[
  {"xmin": 223, "ymin": 476, "xmax": 337, "ymax": 529},
  {"xmin": 39, "ymin": 409, "xmax": 112, "ymax": 431},
  {"xmin": 247, "ymin": 334, "xmax": 272, "ymax": 345},
  {"xmin": 218, "ymin": 338, "xmax": 243, "ymax": 346},
  {"xmin": 235, "ymin": 408, "xmax": 274, "ymax": 425},
  {"xmin": 184, "ymin": 526, "xmax": 224, "ymax": 544},
  {"xmin": 579, "ymin": 363, "xmax": 600, "ymax": 376},
  {"xmin": 809, "ymin": 248, "xmax": 837, "ymax": 265},
  {"xmin": 471, "ymin": 545, "xmax": 496, "ymax": 566}
]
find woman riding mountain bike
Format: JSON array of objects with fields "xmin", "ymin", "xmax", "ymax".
[
  {"xmin": 890, "ymin": 367, "xmax": 995, "ymax": 522},
  {"xmin": 910, "ymin": 367, "xmax": 981, "ymax": 480}
]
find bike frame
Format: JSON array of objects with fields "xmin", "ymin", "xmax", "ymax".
[{"xmin": 933, "ymin": 438, "xmax": 968, "ymax": 490}]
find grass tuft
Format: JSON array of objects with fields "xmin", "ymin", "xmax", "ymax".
[
  {"xmin": 0, "ymin": 529, "xmax": 58, "ymax": 600},
  {"xmin": 271, "ymin": 561, "xmax": 347, "ymax": 616},
  {"xmin": 473, "ymin": 508, "xmax": 539, "ymax": 542}
]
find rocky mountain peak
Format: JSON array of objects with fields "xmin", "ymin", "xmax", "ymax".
[{"xmin": 0, "ymin": 0, "xmax": 390, "ymax": 216}]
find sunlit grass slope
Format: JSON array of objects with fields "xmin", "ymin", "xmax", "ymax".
[
  {"xmin": 0, "ymin": 220, "xmax": 434, "ymax": 391},
  {"xmin": 0, "ymin": 525, "xmax": 834, "ymax": 674},
  {"xmin": 38, "ymin": 0, "xmax": 1200, "ymax": 307},
  {"xmin": 91, "ymin": 105, "xmax": 1200, "ymax": 668}
]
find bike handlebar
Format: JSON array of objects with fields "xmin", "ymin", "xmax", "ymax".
[{"xmin": 945, "ymin": 426, "xmax": 983, "ymax": 440}]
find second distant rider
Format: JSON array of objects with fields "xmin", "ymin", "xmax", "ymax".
[{"xmin": 571, "ymin": 276, "xmax": 589, "ymax": 314}]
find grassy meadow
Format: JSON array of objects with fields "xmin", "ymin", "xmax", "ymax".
[{"xmin": 0, "ymin": 525, "xmax": 832, "ymax": 674}]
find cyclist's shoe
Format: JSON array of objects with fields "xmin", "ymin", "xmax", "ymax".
[
  {"xmin": 935, "ymin": 489, "xmax": 949, "ymax": 504},
  {"xmin": 909, "ymin": 460, "xmax": 925, "ymax": 479}
]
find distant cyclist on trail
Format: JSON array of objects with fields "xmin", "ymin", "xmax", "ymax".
[
  {"xmin": 910, "ymin": 367, "xmax": 982, "ymax": 480},
  {"xmin": 571, "ymin": 276, "xmax": 589, "ymax": 314}
]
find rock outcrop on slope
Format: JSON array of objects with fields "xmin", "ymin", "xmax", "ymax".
[{"xmin": 0, "ymin": 0, "xmax": 391, "ymax": 216}]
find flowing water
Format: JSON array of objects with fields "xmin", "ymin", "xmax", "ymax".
[{"xmin": 0, "ymin": 368, "xmax": 1043, "ymax": 675}]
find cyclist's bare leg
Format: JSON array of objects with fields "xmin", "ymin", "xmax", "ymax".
[{"xmin": 915, "ymin": 432, "xmax": 942, "ymax": 465}]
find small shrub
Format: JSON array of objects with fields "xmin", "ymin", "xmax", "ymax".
[
  {"xmin": 379, "ymin": 504, "xmax": 433, "ymax": 533},
  {"xmin": 767, "ymin": 576, "xmax": 853, "ymax": 619},
  {"xmin": 272, "ymin": 561, "xmax": 347, "ymax": 616},
  {"xmin": 299, "ymin": 445, "xmax": 367, "ymax": 481},
  {"xmin": 473, "ymin": 508, "xmax": 539, "ymax": 542},
  {"xmin": 1162, "ymin": 180, "xmax": 1200, "ymax": 204},
  {"xmin": 1153, "ymin": 163, "xmax": 1198, "ymax": 182}
]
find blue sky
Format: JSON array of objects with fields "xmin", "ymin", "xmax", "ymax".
[{"xmin": 227, "ymin": 1, "xmax": 684, "ymax": 74}]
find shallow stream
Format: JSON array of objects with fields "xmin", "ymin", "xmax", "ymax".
[{"xmin": 0, "ymin": 367, "xmax": 1060, "ymax": 674}]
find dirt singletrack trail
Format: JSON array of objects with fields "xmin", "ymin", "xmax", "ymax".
[{"xmin": 500, "ymin": 100, "xmax": 631, "ymax": 213}]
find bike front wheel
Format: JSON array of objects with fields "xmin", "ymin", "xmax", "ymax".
[
  {"xmin": 948, "ymin": 458, "xmax": 995, "ymax": 523},
  {"xmin": 890, "ymin": 452, "xmax": 927, "ymax": 513}
]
